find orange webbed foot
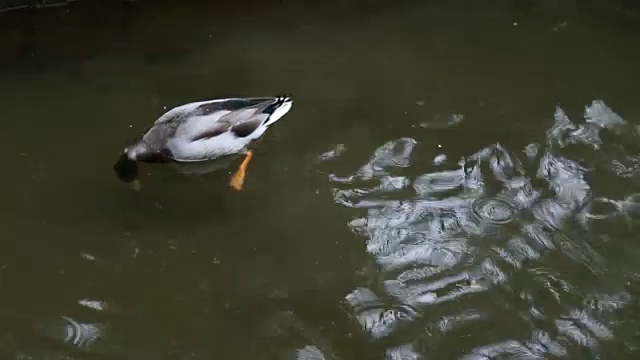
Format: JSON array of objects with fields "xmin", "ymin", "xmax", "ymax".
[{"xmin": 229, "ymin": 150, "xmax": 253, "ymax": 191}]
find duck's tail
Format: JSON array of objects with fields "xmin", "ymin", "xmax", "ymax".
[{"xmin": 261, "ymin": 95, "xmax": 293, "ymax": 127}]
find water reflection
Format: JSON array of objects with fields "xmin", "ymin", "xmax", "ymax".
[
  {"xmin": 332, "ymin": 100, "xmax": 639, "ymax": 358},
  {"xmin": 36, "ymin": 316, "xmax": 103, "ymax": 349}
]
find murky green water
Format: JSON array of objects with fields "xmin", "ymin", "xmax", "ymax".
[{"xmin": 1, "ymin": 1, "xmax": 640, "ymax": 359}]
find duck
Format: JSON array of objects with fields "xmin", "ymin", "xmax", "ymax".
[{"xmin": 113, "ymin": 95, "xmax": 293, "ymax": 190}]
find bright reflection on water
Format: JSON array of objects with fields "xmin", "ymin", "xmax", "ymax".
[{"xmin": 330, "ymin": 100, "xmax": 640, "ymax": 359}]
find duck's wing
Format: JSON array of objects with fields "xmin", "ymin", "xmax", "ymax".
[
  {"xmin": 188, "ymin": 97, "xmax": 288, "ymax": 141},
  {"xmin": 194, "ymin": 97, "xmax": 277, "ymax": 117},
  {"xmin": 154, "ymin": 97, "xmax": 274, "ymax": 125}
]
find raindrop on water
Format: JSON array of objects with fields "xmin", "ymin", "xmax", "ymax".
[{"xmin": 471, "ymin": 196, "xmax": 516, "ymax": 225}]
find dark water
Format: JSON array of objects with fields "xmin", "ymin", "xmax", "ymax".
[{"xmin": 1, "ymin": 0, "xmax": 640, "ymax": 359}]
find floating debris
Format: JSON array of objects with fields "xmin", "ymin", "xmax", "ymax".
[
  {"xmin": 433, "ymin": 154, "xmax": 448, "ymax": 165},
  {"xmin": 318, "ymin": 144, "xmax": 347, "ymax": 161},
  {"xmin": 418, "ymin": 113, "xmax": 464, "ymax": 129}
]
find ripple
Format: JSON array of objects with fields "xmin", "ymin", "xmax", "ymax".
[
  {"xmin": 589, "ymin": 197, "xmax": 620, "ymax": 217},
  {"xmin": 620, "ymin": 193, "xmax": 640, "ymax": 215},
  {"xmin": 417, "ymin": 113, "xmax": 464, "ymax": 129},
  {"xmin": 585, "ymin": 100, "xmax": 626, "ymax": 130},
  {"xmin": 345, "ymin": 287, "xmax": 421, "ymax": 340},
  {"xmin": 62, "ymin": 316, "xmax": 103, "ymax": 348},
  {"xmin": 357, "ymin": 138, "xmax": 417, "ymax": 179},
  {"xmin": 471, "ymin": 196, "xmax": 516, "ymax": 225},
  {"xmin": 385, "ymin": 343, "xmax": 423, "ymax": 360},
  {"xmin": 296, "ymin": 345, "xmax": 327, "ymax": 360},
  {"xmin": 317, "ymin": 144, "xmax": 347, "ymax": 162},
  {"xmin": 413, "ymin": 170, "xmax": 465, "ymax": 197},
  {"xmin": 330, "ymin": 100, "xmax": 640, "ymax": 357},
  {"xmin": 77, "ymin": 299, "xmax": 109, "ymax": 312},
  {"xmin": 460, "ymin": 332, "xmax": 568, "ymax": 359},
  {"xmin": 34, "ymin": 315, "xmax": 104, "ymax": 349}
]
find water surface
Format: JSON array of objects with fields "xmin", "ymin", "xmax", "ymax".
[{"xmin": 1, "ymin": 1, "xmax": 640, "ymax": 359}]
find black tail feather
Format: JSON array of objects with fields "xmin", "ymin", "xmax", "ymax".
[{"xmin": 261, "ymin": 94, "xmax": 292, "ymax": 115}]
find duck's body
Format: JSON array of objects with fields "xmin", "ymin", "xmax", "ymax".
[{"xmin": 114, "ymin": 95, "xmax": 293, "ymax": 189}]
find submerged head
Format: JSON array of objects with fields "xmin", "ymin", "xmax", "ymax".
[
  {"xmin": 113, "ymin": 139, "xmax": 151, "ymax": 184},
  {"xmin": 113, "ymin": 151, "xmax": 139, "ymax": 184},
  {"xmin": 113, "ymin": 139, "xmax": 169, "ymax": 186}
]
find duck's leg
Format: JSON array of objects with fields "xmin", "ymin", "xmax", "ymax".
[{"xmin": 229, "ymin": 150, "xmax": 254, "ymax": 191}]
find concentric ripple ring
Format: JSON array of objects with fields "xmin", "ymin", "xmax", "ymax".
[{"xmin": 471, "ymin": 196, "xmax": 516, "ymax": 225}]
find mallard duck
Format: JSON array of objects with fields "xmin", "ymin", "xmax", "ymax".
[{"xmin": 114, "ymin": 95, "xmax": 293, "ymax": 190}]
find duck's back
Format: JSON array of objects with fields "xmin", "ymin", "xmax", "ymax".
[{"xmin": 146, "ymin": 97, "xmax": 291, "ymax": 162}]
